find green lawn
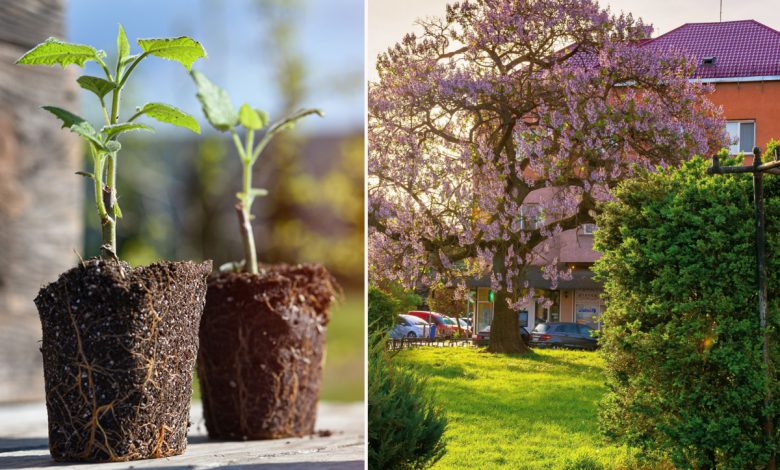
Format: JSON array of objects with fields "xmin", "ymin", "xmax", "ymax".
[
  {"xmin": 321, "ymin": 290, "xmax": 364, "ymax": 402},
  {"xmin": 394, "ymin": 347, "xmax": 639, "ymax": 469}
]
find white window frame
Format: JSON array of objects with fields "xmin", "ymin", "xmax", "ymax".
[
  {"xmin": 581, "ymin": 223, "xmax": 597, "ymax": 235},
  {"xmin": 726, "ymin": 120, "xmax": 756, "ymax": 156}
]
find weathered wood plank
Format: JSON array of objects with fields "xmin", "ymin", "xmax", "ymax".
[
  {"xmin": 0, "ymin": 0, "xmax": 82, "ymax": 403},
  {"xmin": 0, "ymin": 402, "xmax": 365, "ymax": 468},
  {"xmin": 0, "ymin": 1, "xmax": 65, "ymax": 49}
]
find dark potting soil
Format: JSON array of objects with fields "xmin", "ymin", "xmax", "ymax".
[
  {"xmin": 34, "ymin": 258, "xmax": 211, "ymax": 462},
  {"xmin": 198, "ymin": 264, "xmax": 336, "ymax": 440}
]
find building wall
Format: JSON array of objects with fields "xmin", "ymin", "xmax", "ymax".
[{"xmin": 710, "ymin": 80, "xmax": 780, "ymax": 150}]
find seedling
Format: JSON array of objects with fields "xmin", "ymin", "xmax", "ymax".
[
  {"xmin": 191, "ymin": 71, "xmax": 322, "ymax": 274},
  {"xmin": 17, "ymin": 26, "xmax": 206, "ymax": 260}
]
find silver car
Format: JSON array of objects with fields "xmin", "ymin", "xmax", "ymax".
[{"xmin": 390, "ymin": 314, "xmax": 430, "ymax": 339}]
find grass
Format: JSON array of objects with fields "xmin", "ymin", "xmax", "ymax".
[
  {"xmin": 393, "ymin": 347, "xmax": 639, "ymax": 469},
  {"xmin": 193, "ymin": 289, "xmax": 364, "ymax": 403},
  {"xmin": 320, "ymin": 290, "xmax": 364, "ymax": 402}
]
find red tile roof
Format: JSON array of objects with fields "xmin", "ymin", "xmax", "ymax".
[{"xmin": 641, "ymin": 20, "xmax": 780, "ymax": 80}]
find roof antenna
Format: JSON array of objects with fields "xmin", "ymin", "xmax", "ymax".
[{"xmin": 719, "ymin": 0, "xmax": 723, "ymax": 21}]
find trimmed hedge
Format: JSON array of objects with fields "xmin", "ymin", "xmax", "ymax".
[{"xmin": 594, "ymin": 157, "xmax": 780, "ymax": 469}]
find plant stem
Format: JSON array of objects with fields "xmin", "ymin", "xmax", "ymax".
[
  {"xmin": 92, "ymin": 147, "xmax": 115, "ymax": 260},
  {"xmin": 97, "ymin": 84, "xmax": 122, "ymax": 260},
  {"xmin": 104, "ymin": 152, "xmax": 118, "ymax": 253},
  {"xmin": 230, "ymin": 129, "xmax": 259, "ymax": 274},
  {"xmin": 240, "ymin": 158, "xmax": 258, "ymax": 274}
]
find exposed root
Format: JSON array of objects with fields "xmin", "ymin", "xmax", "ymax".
[{"xmin": 35, "ymin": 259, "xmax": 209, "ymax": 462}]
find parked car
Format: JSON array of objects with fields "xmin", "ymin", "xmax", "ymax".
[
  {"xmin": 407, "ymin": 311, "xmax": 458, "ymax": 338},
  {"xmin": 441, "ymin": 316, "xmax": 471, "ymax": 337},
  {"xmin": 476, "ymin": 325, "xmax": 530, "ymax": 346},
  {"xmin": 457, "ymin": 318, "xmax": 472, "ymax": 336},
  {"xmin": 390, "ymin": 314, "xmax": 430, "ymax": 339},
  {"xmin": 530, "ymin": 322, "xmax": 598, "ymax": 350}
]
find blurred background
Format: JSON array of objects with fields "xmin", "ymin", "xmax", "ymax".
[{"xmin": 0, "ymin": 0, "xmax": 364, "ymax": 403}]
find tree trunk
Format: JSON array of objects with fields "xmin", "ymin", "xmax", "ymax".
[
  {"xmin": 487, "ymin": 248, "xmax": 531, "ymax": 354},
  {"xmin": 0, "ymin": 0, "xmax": 81, "ymax": 402},
  {"xmin": 487, "ymin": 290, "xmax": 530, "ymax": 353}
]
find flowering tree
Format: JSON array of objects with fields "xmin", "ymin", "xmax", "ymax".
[{"xmin": 368, "ymin": 0, "xmax": 726, "ymax": 353}]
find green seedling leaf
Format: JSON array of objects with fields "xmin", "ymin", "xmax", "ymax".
[
  {"xmin": 105, "ymin": 141, "xmax": 122, "ymax": 153},
  {"xmin": 42, "ymin": 106, "xmax": 106, "ymax": 150},
  {"xmin": 134, "ymin": 102, "xmax": 200, "ymax": 133},
  {"xmin": 117, "ymin": 24, "xmax": 130, "ymax": 63},
  {"xmin": 219, "ymin": 260, "xmax": 245, "ymax": 273},
  {"xmin": 120, "ymin": 53, "xmax": 140, "ymax": 66},
  {"xmin": 16, "ymin": 38, "xmax": 100, "ymax": 68},
  {"xmin": 101, "ymin": 122, "xmax": 154, "ymax": 138},
  {"xmin": 256, "ymin": 109, "xmax": 269, "ymax": 128},
  {"xmin": 41, "ymin": 105, "xmax": 87, "ymax": 129},
  {"xmin": 191, "ymin": 70, "xmax": 238, "ymax": 131},
  {"xmin": 268, "ymin": 108, "xmax": 324, "ymax": 135},
  {"xmin": 239, "ymin": 104, "xmax": 263, "ymax": 130},
  {"xmin": 137, "ymin": 37, "xmax": 206, "ymax": 71},
  {"xmin": 236, "ymin": 188, "xmax": 269, "ymax": 200},
  {"xmin": 77, "ymin": 75, "xmax": 116, "ymax": 99},
  {"xmin": 75, "ymin": 171, "xmax": 95, "ymax": 179}
]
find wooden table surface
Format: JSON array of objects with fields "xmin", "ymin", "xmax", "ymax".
[{"xmin": 0, "ymin": 401, "xmax": 365, "ymax": 469}]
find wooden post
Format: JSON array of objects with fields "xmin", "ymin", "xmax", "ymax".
[
  {"xmin": 0, "ymin": 0, "xmax": 81, "ymax": 402},
  {"xmin": 709, "ymin": 147, "xmax": 776, "ymax": 470},
  {"xmin": 753, "ymin": 147, "xmax": 776, "ymax": 470}
]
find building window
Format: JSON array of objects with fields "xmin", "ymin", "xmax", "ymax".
[
  {"xmin": 519, "ymin": 203, "xmax": 544, "ymax": 231},
  {"xmin": 581, "ymin": 223, "xmax": 597, "ymax": 235},
  {"xmin": 726, "ymin": 121, "xmax": 755, "ymax": 155}
]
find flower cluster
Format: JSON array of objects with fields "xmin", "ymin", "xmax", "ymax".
[{"xmin": 368, "ymin": 0, "xmax": 726, "ymax": 311}]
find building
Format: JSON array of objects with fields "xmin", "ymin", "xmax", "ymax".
[{"xmin": 469, "ymin": 20, "xmax": 780, "ymax": 334}]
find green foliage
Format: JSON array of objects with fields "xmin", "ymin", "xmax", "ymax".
[
  {"xmin": 76, "ymin": 75, "xmax": 116, "ymax": 99},
  {"xmin": 368, "ymin": 286, "xmax": 398, "ymax": 336},
  {"xmin": 116, "ymin": 24, "xmax": 130, "ymax": 63},
  {"xmin": 239, "ymin": 103, "xmax": 263, "ymax": 130},
  {"xmin": 427, "ymin": 287, "xmax": 466, "ymax": 319},
  {"xmin": 42, "ymin": 106, "xmax": 107, "ymax": 151},
  {"xmin": 190, "ymin": 69, "xmax": 322, "ymax": 273},
  {"xmin": 368, "ymin": 333, "xmax": 447, "ymax": 470},
  {"xmin": 100, "ymin": 123, "xmax": 154, "ymax": 138},
  {"xmin": 191, "ymin": 70, "xmax": 238, "ymax": 131},
  {"xmin": 16, "ymin": 38, "xmax": 101, "ymax": 67},
  {"xmin": 17, "ymin": 25, "xmax": 205, "ymax": 258},
  {"xmin": 136, "ymin": 36, "xmax": 207, "ymax": 71},
  {"xmin": 131, "ymin": 102, "xmax": 200, "ymax": 134},
  {"xmin": 384, "ymin": 282, "xmax": 422, "ymax": 314},
  {"xmin": 593, "ymin": 157, "xmax": 780, "ymax": 469}
]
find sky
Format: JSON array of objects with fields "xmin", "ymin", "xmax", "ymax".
[
  {"xmin": 366, "ymin": 0, "xmax": 780, "ymax": 81},
  {"xmin": 66, "ymin": 0, "xmax": 364, "ymax": 135}
]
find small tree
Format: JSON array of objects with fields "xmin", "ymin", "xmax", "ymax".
[
  {"xmin": 368, "ymin": 332, "xmax": 447, "ymax": 469},
  {"xmin": 428, "ymin": 286, "xmax": 468, "ymax": 336},
  {"xmin": 17, "ymin": 27, "xmax": 205, "ymax": 259},
  {"xmin": 594, "ymin": 157, "xmax": 780, "ymax": 469},
  {"xmin": 368, "ymin": 286, "xmax": 399, "ymax": 337},
  {"xmin": 368, "ymin": 0, "xmax": 726, "ymax": 353},
  {"xmin": 190, "ymin": 71, "xmax": 321, "ymax": 274}
]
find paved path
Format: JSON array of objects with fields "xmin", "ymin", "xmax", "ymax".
[{"xmin": 0, "ymin": 401, "xmax": 365, "ymax": 469}]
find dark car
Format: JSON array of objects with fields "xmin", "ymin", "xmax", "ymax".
[
  {"xmin": 476, "ymin": 325, "xmax": 530, "ymax": 346},
  {"xmin": 530, "ymin": 322, "xmax": 598, "ymax": 350}
]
